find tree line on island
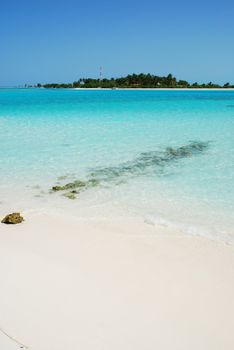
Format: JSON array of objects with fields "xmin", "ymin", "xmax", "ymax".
[{"xmin": 36, "ymin": 73, "xmax": 234, "ymax": 89}]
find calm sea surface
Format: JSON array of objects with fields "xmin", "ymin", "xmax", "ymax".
[{"xmin": 0, "ymin": 89, "xmax": 234, "ymax": 242}]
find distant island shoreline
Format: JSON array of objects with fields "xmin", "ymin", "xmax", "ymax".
[
  {"xmin": 22, "ymin": 73, "xmax": 234, "ymax": 89},
  {"xmin": 74, "ymin": 87, "xmax": 234, "ymax": 91},
  {"xmin": 1, "ymin": 87, "xmax": 234, "ymax": 90}
]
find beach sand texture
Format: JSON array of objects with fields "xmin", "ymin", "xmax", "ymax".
[{"xmin": 1, "ymin": 213, "xmax": 234, "ymax": 350}]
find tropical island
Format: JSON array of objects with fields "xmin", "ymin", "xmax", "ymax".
[{"xmin": 38, "ymin": 73, "xmax": 234, "ymax": 89}]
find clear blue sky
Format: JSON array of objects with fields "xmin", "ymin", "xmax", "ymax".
[{"xmin": 1, "ymin": 0, "xmax": 234, "ymax": 86}]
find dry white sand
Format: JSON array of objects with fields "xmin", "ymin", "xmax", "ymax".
[{"xmin": 0, "ymin": 212, "xmax": 234, "ymax": 350}]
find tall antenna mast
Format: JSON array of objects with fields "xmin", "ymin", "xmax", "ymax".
[{"xmin": 99, "ymin": 66, "xmax": 103, "ymax": 81}]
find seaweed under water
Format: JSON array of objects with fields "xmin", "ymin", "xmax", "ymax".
[
  {"xmin": 50, "ymin": 141, "xmax": 210, "ymax": 198},
  {"xmin": 89, "ymin": 141, "xmax": 210, "ymax": 181}
]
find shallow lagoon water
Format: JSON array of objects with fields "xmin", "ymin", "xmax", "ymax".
[{"xmin": 0, "ymin": 89, "xmax": 234, "ymax": 242}]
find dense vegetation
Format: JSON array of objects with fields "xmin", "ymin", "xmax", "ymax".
[{"xmin": 38, "ymin": 73, "xmax": 234, "ymax": 89}]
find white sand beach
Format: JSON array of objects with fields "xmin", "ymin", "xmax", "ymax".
[{"xmin": 1, "ymin": 212, "xmax": 234, "ymax": 350}]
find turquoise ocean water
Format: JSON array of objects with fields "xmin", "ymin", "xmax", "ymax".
[{"xmin": 0, "ymin": 89, "xmax": 233, "ymax": 242}]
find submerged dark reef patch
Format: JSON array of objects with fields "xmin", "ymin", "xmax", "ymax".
[
  {"xmin": 50, "ymin": 141, "xmax": 210, "ymax": 198},
  {"xmin": 90, "ymin": 141, "xmax": 210, "ymax": 181}
]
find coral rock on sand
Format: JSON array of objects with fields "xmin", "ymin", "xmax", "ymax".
[
  {"xmin": 1, "ymin": 212, "xmax": 24, "ymax": 224},
  {"xmin": 52, "ymin": 180, "xmax": 87, "ymax": 192},
  {"xmin": 63, "ymin": 191, "xmax": 77, "ymax": 200}
]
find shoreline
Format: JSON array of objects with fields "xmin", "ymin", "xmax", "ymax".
[
  {"xmin": 1, "ymin": 87, "xmax": 234, "ymax": 91},
  {"xmin": 1, "ymin": 212, "xmax": 234, "ymax": 349},
  {"xmin": 1, "ymin": 87, "xmax": 234, "ymax": 349},
  {"xmin": 73, "ymin": 87, "xmax": 234, "ymax": 91},
  {"xmin": 0, "ymin": 191, "xmax": 233, "ymax": 246}
]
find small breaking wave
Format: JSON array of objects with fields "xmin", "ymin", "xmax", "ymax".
[{"xmin": 145, "ymin": 213, "xmax": 234, "ymax": 245}]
